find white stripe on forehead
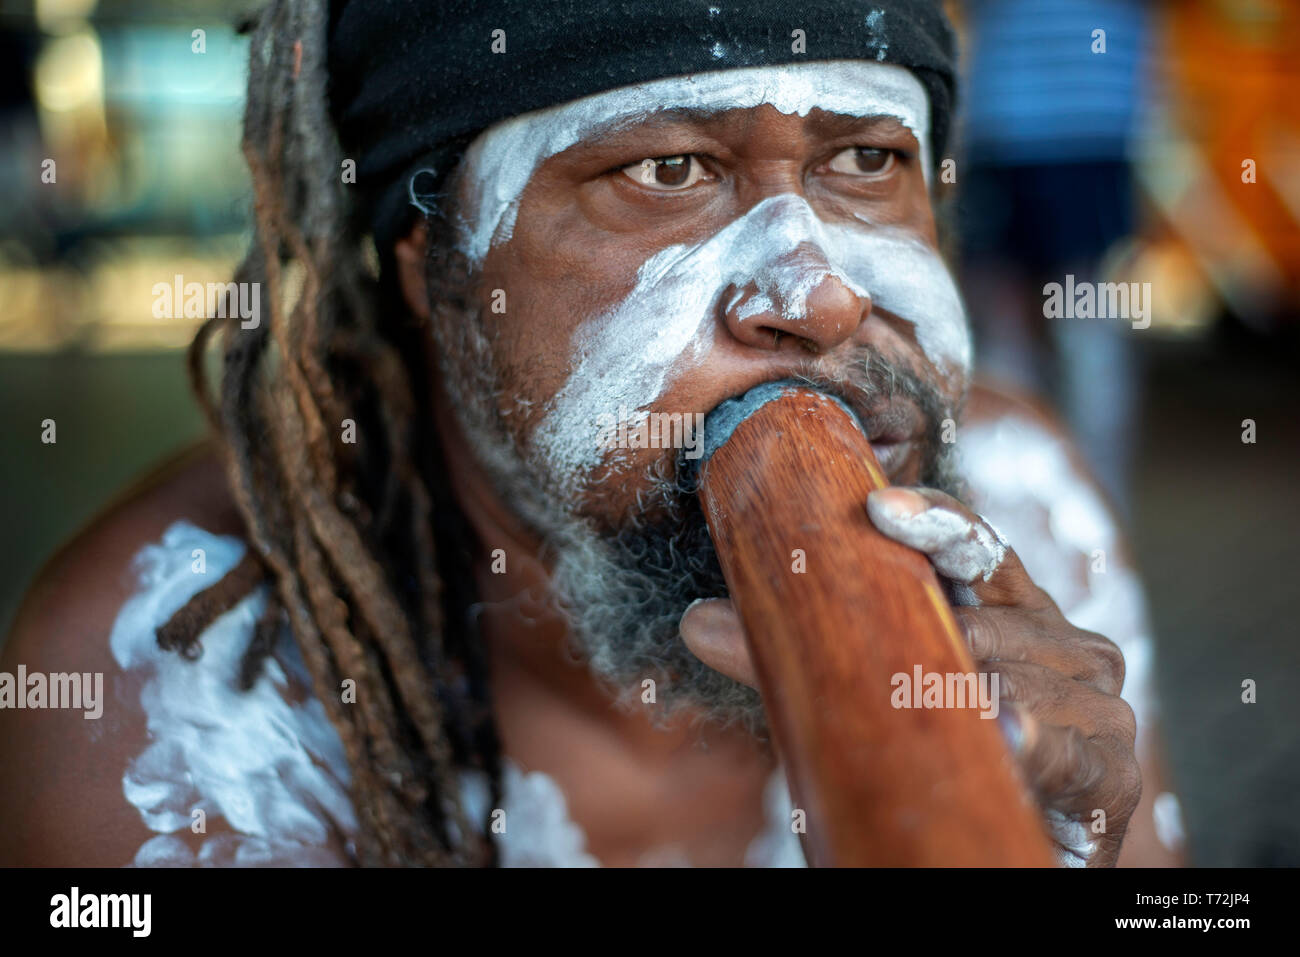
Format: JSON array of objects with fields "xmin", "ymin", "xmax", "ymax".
[{"xmin": 456, "ymin": 61, "xmax": 932, "ymax": 264}]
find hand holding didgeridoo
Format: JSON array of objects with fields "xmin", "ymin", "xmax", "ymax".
[{"xmin": 681, "ymin": 381, "xmax": 1118, "ymax": 867}]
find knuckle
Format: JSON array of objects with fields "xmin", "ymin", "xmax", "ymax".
[
  {"xmin": 1079, "ymin": 630, "xmax": 1126, "ymax": 691},
  {"xmin": 994, "ymin": 663, "xmax": 1022, "ymax": 702},
  {"xmin": 1061, "ymin": 724, "xmax": 1089, "ymax": 771},
  {"xmin": 1035, "ymin": 724, "xmax": 1087, "ymax": 797},
  {"xmin": 1022, "ymin": 581, "xmax": 1058, "ymax": 615},
  {"xmin": 1108, "ymin": 695, "xmax": 1139, "ymax": 746},
  {"xmin": 1047, "ymin": 667, "xmax": 1075, "ymax": 712},
  {"xmin": 959, "ymin": 610, "xmax": 998, "ymax": 660},
  {"xmin": 1115, "ymin": 752, "xmax": 1144, "ymax": 815},
  {"xmin": 1067, "ymin": 728, "xmax": 1108, "ymax": 801}
]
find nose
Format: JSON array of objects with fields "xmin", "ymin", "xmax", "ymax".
[{"xmin": 721, "ymin": 245, "xmax": 869, "ymax": 354}]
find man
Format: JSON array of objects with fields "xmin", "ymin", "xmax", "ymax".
[{"xmin": 0, "ymin": 0, "xmax": 1183, "ymax": 867}]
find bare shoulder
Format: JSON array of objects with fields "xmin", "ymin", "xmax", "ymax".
[
  {"xmin": 961, "ymin": 376, "xmax": 1155, "ymax": 703},
  {"xmin": 960, "ymin": 376, "xmax": 1157, "ymax": 710},
  {"xmin": 966, "ymin": 379, "xmax": 1076, "ymax": 447},
  {"xmin": 963, "ymin": 381, "xmax": 1185, "ymax": 867},
  {"xmin": 960, "ymin": 376, "xmax": 1139, "ymax": 590},
  {"xmin": 0, "ymin": 444, "xmax": 238, "ymax": 864},
  {"xmin": 962, "ymin": 383, "xmax": 1144, "ymax": 589},
  {"xmin": 5, "ymin": 442, "xmax": 246, "ymax": 651},
  {"xmin": 0, "ymin": 444, "xmax": 355, "ymax": 866}
]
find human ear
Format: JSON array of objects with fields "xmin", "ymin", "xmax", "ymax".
[{"xmin": 393, "ymin": 221, "xmax": 430, "ymax": 320}]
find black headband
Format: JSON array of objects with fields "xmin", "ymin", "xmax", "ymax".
[{"xmin": 327, "ymin": 0, "xmax": 957, "ymax": 250}]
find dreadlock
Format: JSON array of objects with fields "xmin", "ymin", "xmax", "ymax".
[{"xmin": 157, "ymin": 0, "xmax": 503, "ymax": 866}]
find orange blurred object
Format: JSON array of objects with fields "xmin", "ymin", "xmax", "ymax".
[{"xmin": 1159, "ymin": 0, "xmax": 1300, "ymax": 314}]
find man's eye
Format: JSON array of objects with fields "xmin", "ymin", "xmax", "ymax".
[
  {"xmin": 827, "ymin": 147, "xmax": 897, "ymax": 177},
  {"xmin": 620, "ymin": 155, "xmax": 709, "ymax": 191}
]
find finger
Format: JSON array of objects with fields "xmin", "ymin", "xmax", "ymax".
[
  {"xmin": 993, "ymin": 706, "xmax": 1096, "ymax": 864},
  {"xmin": 866, "ymin": 487, "xmax": 1052, "ymax": 609},
  {"xmin": 1001, "ymin": 703, "xmax": 1141, "ymax": 866},
  {"xmin": 678, "ymin": 598, "xmax": 759, "ymax": 689},
  {"xmin": 865, "ymin": 487, "xmax": 1007, "ymax": 583},
  {"xmin": 992, "ymin": 662, "xmax": 1139, "ymax": 864},
  {"xmin": 955, "ymin": 606, "xmax": 1127, "ymax": 696},
  {"xmin": 991, "ymin": 661, "xmax": 1137, "ymax": 743},
  {"xmin": 1002, "ymin": 705, "xmax": 1124, "ymax": 818}
]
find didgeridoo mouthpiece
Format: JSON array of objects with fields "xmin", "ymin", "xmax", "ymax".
[{"xmin": 691, "ymin": 381, "xmax": 1055, "ymax": 867}]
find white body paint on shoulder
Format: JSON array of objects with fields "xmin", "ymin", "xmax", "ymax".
[
  {"xmin": 111, "ymin": 522, "xmax": 357, "ymax": 866},
  {"xmin": 113, "ymin": 523, "xmax": 805, "ymax": 867},
  {"xmin": 958, "ymin": 415, "xmax": 1167, "ymax": 864},
  {"xmin": 957, "ymin": 415, "xmax": 1158, "ymax": 734}
]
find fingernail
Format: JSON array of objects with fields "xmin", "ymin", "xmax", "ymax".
[{"xmin": 868, "ymin": 487, "xmax": 927, "ymax": 520}]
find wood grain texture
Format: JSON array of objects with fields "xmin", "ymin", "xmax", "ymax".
[{"xmin": 698, "ymin": 388, "xmax": 1056, "ymax": 866}]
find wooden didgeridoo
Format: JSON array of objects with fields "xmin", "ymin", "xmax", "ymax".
[{"xmin": 690, "ymin": 382, "xmax": 1055, "ymax": 867}]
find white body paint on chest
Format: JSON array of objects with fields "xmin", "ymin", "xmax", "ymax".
[
  {"xmin": 111, "ymin": 523, "xmax": 806, "ymax": 867},
  {"xmin": 456, "ymin": 60, "xmax": 933, "ymax": 266},
  {"xmin": 110, "ymin": 418, "xmax": 1149, "ymax": 868},
  {"xmin": 530, "ymin": 192, "xmax": 969, "ymax": 482}
]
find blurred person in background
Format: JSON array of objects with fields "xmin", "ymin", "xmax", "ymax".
[{"xmin": 957, "ymin": 0, "xmax": 1151, "ymax": 513}]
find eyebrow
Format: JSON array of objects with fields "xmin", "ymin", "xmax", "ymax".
[{"xmin": 581, "ymin": 105, "xmax": 918, "ymax": 150}]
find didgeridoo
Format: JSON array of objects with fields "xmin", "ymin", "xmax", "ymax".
[{"xmin": 689, "ymin": 382, "xmax": 1054, "ymax": 867}]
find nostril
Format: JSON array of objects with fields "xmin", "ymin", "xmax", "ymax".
[
  {"xmin": 770, "ymin": 327, "xmax": 823, "ymax": 353},
  {"xmin": 739, "ymin": 325, "xmax": 825, "ymax": 355},
  {"xmin": 721, "ymin": 265, "xmax": 869, "ymax": 353}
]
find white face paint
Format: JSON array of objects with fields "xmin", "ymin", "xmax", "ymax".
[
  {"xmin": 529, "ymin": 193, "xmax": 969, "ymax": 481},
  {"xmin": 456, "ymin": 60, "xmax": 934, "ymax": 265},
  {"xmin": 450, "ymin": 60, "xmax": 969, "ymax": 494}
]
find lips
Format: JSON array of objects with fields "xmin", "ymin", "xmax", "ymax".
[
  {"xmin": 869, "ymin": 437, "xmax": 914, "ymax": 478},
  {"xmin": 695, "ymin": 372, "xmax": 927, "ymax": 483},
  {"xmin": 842, "ymin": 393, "xmax": 923, "ymax": 481}
]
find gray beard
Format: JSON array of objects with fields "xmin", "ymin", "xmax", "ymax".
[{"xmin": 427, "ymin": 245, "xmax": 964, "ymax": 737}]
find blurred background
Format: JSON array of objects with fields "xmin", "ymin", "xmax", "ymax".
[{"xmin": 0, "ymin": 0, "xmax": 1297, "ymax": 864}]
